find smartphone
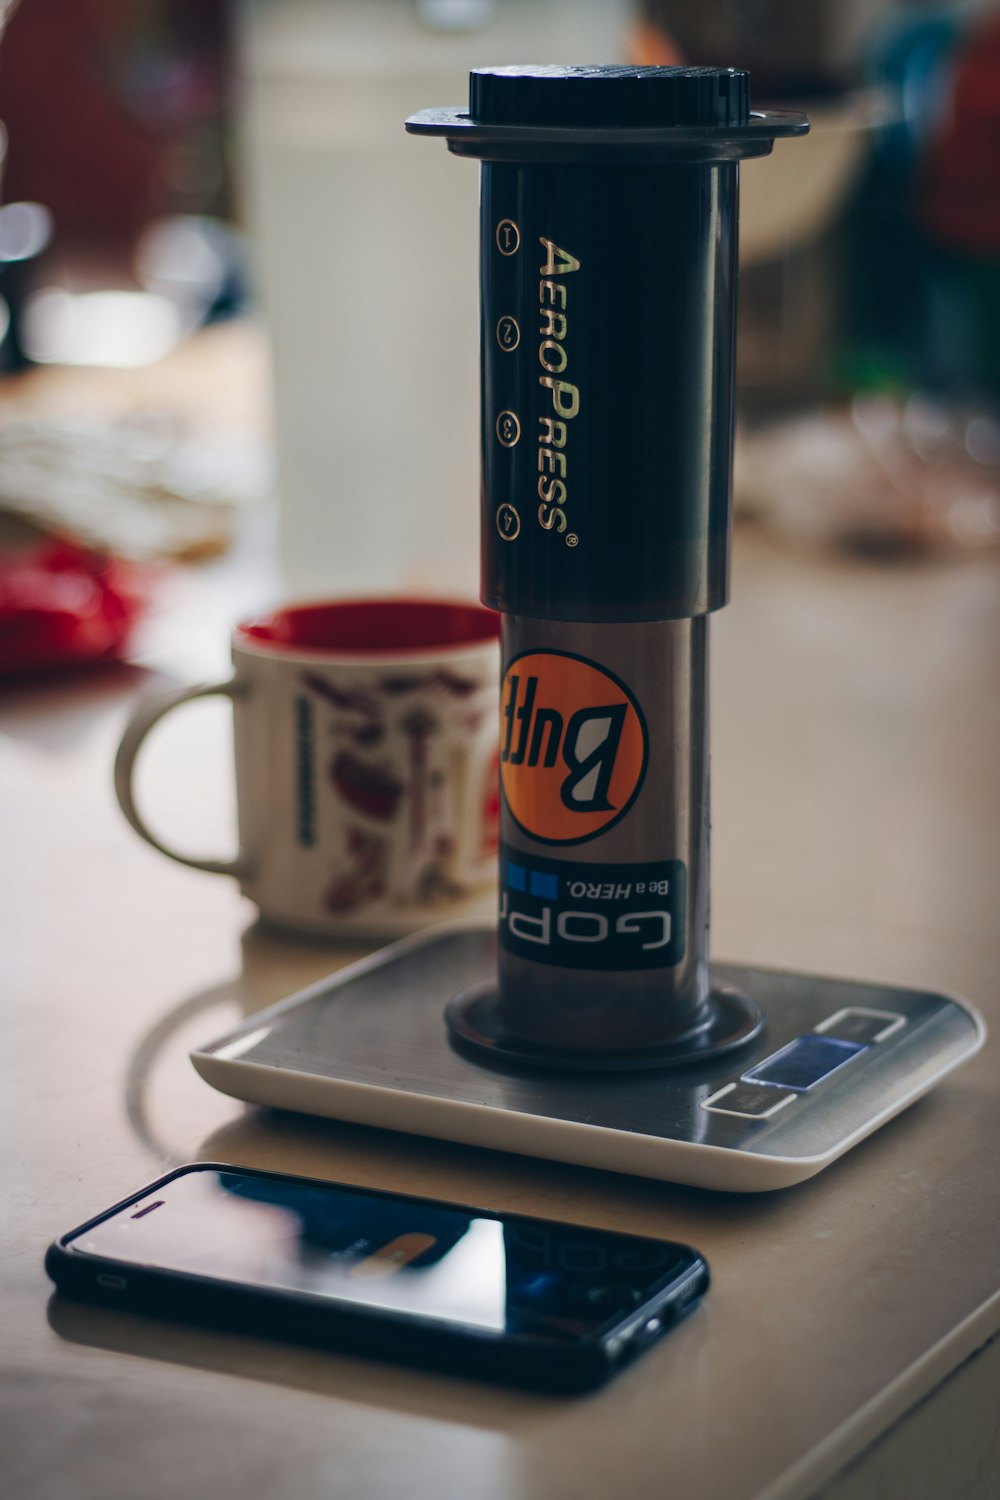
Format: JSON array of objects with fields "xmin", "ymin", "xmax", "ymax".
[{"xmin": 45, "ymin": 1163, "xmax": 708, "ymax": 1392}]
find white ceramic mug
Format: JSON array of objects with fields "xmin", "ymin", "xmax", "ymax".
[{"xmin": 115, "ymin": 597, "xmax": 501, "ymax": 938}]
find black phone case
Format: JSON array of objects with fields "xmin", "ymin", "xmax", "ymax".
[{"xmin": 45, "ymin": 1162, "xmax": 709, "ymax": 1393}]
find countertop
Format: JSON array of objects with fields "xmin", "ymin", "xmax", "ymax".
[{"xmin": 3, "ymin": 521, "xmax": 998, "ymax": 1500}]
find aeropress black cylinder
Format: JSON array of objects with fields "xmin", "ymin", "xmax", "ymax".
[{"xmin": 407, "ymin": 66, "xmax": 807, "ymax": 1070}]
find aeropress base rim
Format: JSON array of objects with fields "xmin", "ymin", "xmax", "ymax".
[{"xmin": 444, "ymin": 979, "xmax": 764, "ymax": 1073}]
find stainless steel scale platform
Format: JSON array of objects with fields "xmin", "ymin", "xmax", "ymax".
[{"xmin": 192, "ymin": 925, "xmax": 984, "ymax": 1193}]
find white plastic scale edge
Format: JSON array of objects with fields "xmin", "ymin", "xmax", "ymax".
[{"xmin": 190, "ymin": 923, "xmax": 986, "ymax": 1193}]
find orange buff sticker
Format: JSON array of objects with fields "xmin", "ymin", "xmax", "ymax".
[{"xmin": 500, "ymin": 651, "xmax": 647, "ymax": 845}]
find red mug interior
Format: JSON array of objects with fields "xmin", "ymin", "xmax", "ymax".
[{"xmin": 237, "ymin": 597, "xmax": 500, "ymax": 655}]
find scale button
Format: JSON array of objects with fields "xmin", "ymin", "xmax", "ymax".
[
  {"xmin": 701, "ymin": 1081, "xmax": 796, "ymax": 1119},
  {"xmin": 743, "ymin": 1033, "xmax": 865, "ymax": 1092},
  {"xmin": 815, "ymin": 1008, "xmax": 906, "ymax": 1045}
]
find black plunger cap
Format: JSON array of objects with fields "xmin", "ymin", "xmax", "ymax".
[
  {"xmin": 406, "ymin": 63, "xmax": 807, "ymax": 159},
  {"xmin": 469, "ymin": 64, "xmax": 750, "ymax": 130}
]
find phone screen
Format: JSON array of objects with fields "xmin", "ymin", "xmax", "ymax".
[{"xmin": 68, "ymin": 1168, "xmax": 695, "ymax": 1342}]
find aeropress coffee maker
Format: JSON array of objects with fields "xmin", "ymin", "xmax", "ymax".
[
  {"xmin": 193, "ymin": 66, "xmax": 984, "ymax": 1190},
  {"xmin": 413, "ymin": 64, "xmax": 806, "ymax": 1070}
]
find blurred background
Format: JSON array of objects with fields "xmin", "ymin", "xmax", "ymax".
[{"xmin": 0, "ymin": 0, "xmax": 998, "ymax": 678}]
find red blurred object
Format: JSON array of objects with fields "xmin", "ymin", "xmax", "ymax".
[
  {"xmin": 921, "ymin": 11, "xmax": 1000, "ymax": 255},
  {"xmin": 0, "ymin": 541, "xmax": 149, "ymax": 677},
  {"xmin": 0, "ymin": 0, "xmax": 232, "ymax": 260}
]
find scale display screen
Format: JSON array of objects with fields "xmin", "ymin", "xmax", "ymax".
[{"xmin": 742, "ymin": 1034, "xmax": 865, "ymax": 1092}]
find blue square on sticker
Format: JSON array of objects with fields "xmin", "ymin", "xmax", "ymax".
[
  {"xmin": 505, "ymin": 862, "xmax": 527, "ymax": 892},
  {"xmin": 529, "ymin": 871, "xmax": 558, "ymax": 899}
]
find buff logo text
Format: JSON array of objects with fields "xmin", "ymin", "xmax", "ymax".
[
  {"xmin": 501, "ymin": 675, "xmax": 625, "ymax": 813},
  {"xmin": 537, "ymin": 238, "xmax": 580, "ymax": 539}
]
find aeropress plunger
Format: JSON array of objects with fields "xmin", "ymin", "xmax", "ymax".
[{"xmin": 408, "ymin": 67, "xmax": 808, "ymax": 1071}]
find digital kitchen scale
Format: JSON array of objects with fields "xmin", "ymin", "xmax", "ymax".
[{"xmin": 191, "ymin": 924, "xmax": 984, "ymax": 1193}]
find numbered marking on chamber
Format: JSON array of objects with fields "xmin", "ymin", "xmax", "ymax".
[
  {"xmin": 496, "ymin": 219, "xmax": 520, "ymax": 255},
  {"xmin": 497, "ymin": 504, "xmax": 521, "ymax": 540},
  {"xmin": 496, "ymin": 316, "xmax": 520, "ymax": 351},
  {"xmin": 496, "ymin": 410, "xmax": 521, "ymax": 447}
]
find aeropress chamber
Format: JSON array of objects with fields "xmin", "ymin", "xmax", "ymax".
[{"xmin": 408, "ymin": 67, "xmax": 808, "ymax": 1071}]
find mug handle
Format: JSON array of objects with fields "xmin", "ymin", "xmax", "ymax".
[{"xmin": 113, "ymin": 680, "xmax": 249, "ymax": 877}]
